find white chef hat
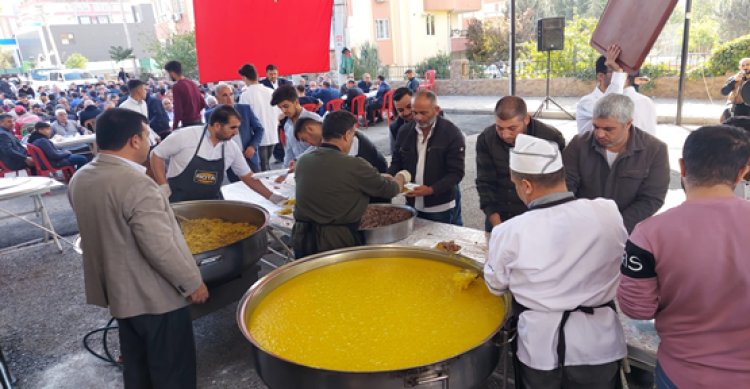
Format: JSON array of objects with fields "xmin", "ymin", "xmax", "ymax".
[{"xmin": 510, "ymin": 134, "xmax": 563, "ymax": 174}]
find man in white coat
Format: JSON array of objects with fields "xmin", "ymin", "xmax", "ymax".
[
  {"xmin": 484, "ymin": 134, "xmax": 627, "ymax": 388},
  {"xmin": 238, "ymin": 63, "xmax": 280, "ymax": 171}
]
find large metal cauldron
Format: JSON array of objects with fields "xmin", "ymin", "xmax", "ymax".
[
  {"xmin": 237, "ymin": 246, "xmax": 511, "ymax": 389},
  {"xmin": 172, "ymin": 200, "xmax": 269, "ymax": 286}
]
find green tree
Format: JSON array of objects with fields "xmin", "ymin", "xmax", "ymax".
[
  {"xmin": 65, "ymin": 53, "xmax": 88, "ymax": 69},
  {"xmin": 517, "ymin": 17, "xmax": 600, "ymax": 79},
  {"xmin": 689, "ymin": 19, "xmax": 718, "ymax": 54},
  {"xmin": 699, "ymin": 33, "xmax": 750, "ymax": 76},
  {"xmin": 352, "ymin": 42, "xmax": 382, "ymax": 80},
  {"xmin": 148, "ymin": 32, "xmax": 198, "ymax": 79},
  {"xmin": 465, "ymin": 19, "xmax": 509, "ymax": 64},
  {"xmin": 415, "ymin": 52, "xmax": 451, "ymax": 80},
  {"xmin": 109, "ymin": 45, "xmax": 134, "ymax": 64},
  {"xmin": 714, "ymin": 0, "xmax": 750, "ymax": 41}
]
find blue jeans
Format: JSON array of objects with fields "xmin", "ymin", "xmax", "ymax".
[
  {"xmin": 451, "ymin": 185, "xmax": 463, "ymax": 226},
  {"xmin": 655, "ymin": 363, "xmax": 678, "ymax": 389},
  {"xmin": 64, "ymin": 154, "xmax": 89, "ymax": 170}
]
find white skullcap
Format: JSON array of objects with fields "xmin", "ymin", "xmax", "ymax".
[
  {"xmin": 510, "ymin": 134, "xmax": 563, "ymax": 174},
  {"xmin": 83, "ymin": 100, "xmax": 95, "ymax": 107},
  {"xmin": 55, "ymin": 108, "xmax": 67, "ymax": 116}
]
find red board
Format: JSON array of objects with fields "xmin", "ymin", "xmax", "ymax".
[
  {"xmin": 591, "ymin": 0, "xmax": 678, "ymax": 74},
  {"xmin": 193, "ymin": 0, "xmax": 334, "ymax": 83}
]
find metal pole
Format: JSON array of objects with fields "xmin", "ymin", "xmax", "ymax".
[
  {"xmin": 509, "ymin": 0, "xmax": 516, "ymax": 96},
  {"xmin": 676, "ymin": 0, "xmax": 692, "ymax": 126},
  {"xmin": 546, "ymin": 51, "xmax": 551, "ymax": 109}
]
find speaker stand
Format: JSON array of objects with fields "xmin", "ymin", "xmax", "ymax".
[{"xmin": 533, "ymin": 51, "xmax": 575, "ymax": 120}]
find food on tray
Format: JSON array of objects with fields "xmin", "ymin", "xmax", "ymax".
[
  {"xmin": 179, "ymin": 218, "xmax": 257, "ymax": 254},
  {"xmin": 435, "ymin": 240, "xmax": 462, "ymax": 253},
  {"xmin": 281, "ymin": 198, "xmax": 296, "ymax": 206},
  {"xmin": 247, "ymin": 257, "xmax": 506, "ymax": 371},
  {"xmin": 275, "ymin": 207, "xmax": 293, "ymax": 216},
  {"xmin": 359, "ymin": 206, "xmax": 412, "ymax": 229}
]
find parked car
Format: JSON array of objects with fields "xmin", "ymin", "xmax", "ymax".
[{"xmin": 30, "ymin": 69, "xmax": 98, "ymax": 90}]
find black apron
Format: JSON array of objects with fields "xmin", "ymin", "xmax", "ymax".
[
  {"xmin": 168, "ymin": 125, "xmax": 225, "ymax": 203},
  {"xmin": 505, "ymin": 195, "xmax": 617, "ymax": 388}
]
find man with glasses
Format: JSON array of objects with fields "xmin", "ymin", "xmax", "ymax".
[{"xmin": 476, "ymin": 96, "xmax": 565, "ymax": 231}]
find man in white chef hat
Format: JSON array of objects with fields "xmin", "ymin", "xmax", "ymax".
[{"xmin": 484, "ymin": 134, "xmax": 628, "ymax": 388}]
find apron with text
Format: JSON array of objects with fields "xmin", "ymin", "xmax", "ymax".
[{"xmin": 168, "ymin": 125, "xmax": 225, "ymax": 203}]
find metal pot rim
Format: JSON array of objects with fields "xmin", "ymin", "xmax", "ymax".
[
  {"xmin": 171, "ymin": 200, "xmax": 270, "ymax": 255},
  {"xmin": 236, "ymin": 245, "xmax": 512, "ymax": 374}
]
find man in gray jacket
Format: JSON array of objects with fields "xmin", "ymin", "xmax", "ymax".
[
  {"xmin": 68, "ymin": 108, "xmax": 208, "ymax": 388},
  {"xmin": 563, "ymin": 94, "xmax": 669, "ymax": 233}
]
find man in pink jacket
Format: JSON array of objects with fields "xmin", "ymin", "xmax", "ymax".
[{"xmin": 618, "ymin": 125, "xmax": 750, "ymax": 388}]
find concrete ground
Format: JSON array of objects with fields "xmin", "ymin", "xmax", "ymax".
[{"xmin": 0, "ymin": 104, "xmax": 696, "ymax": 387}]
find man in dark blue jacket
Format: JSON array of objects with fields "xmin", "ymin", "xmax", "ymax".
[
  {"xmin": 366, "ymin": 75, "xmax": 391, "ymax": 123},
  {"xmin": 405, "ymin": 69, "xmax": 420, "ymax": 93},
  {"xmin": 204, "ymin": 84, "xmax": 264, "ymax": 177},
  {"xmin": 146, "ymin": 93, "xmax": 171, "ymax": 139},
  {"xmin": 0, "ymin": 114, "xmax": 33, "ymax": 170},
  {"xmin": 260, "ymin": 64, "xmax": 292, "ymax": 90},
  {"xmin": 311, "ymin": 81, "xmax": 341, "ymax": 114}
]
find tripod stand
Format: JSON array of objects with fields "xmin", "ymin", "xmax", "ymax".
[{"xmin": 533, "ymin": 51, "xmax": 575, "ymax": 119}]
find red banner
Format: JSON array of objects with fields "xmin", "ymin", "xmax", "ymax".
[{"xmin": 193, "ymin": 0, "xmax": 334, "ymax": 83}]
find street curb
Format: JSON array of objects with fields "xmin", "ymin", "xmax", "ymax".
[{"xmin": 442, "ymin": 109, "xmax": 717, "ymax": 126}]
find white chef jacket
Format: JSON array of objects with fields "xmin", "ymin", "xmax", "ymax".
[
  {"xmin": 575, "ymin": 72, "xmax": 627, "ymax": 134},
  {"xmin": 484, "ymin": 194, "xmax": 627, "ymax": 370},
  {"xmin": 623, "ymin": 86, "xmax": 658, "ymax": 136},
  {"xmin": 239, "ymin": 84, "xmax": 280, "ymax": 146},
  {"xmin": 151, "ymin": 125, "xmax": 251, "ymax": 179}
]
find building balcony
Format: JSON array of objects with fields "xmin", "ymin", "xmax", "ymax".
[{"xmin": 423, "ymin": 0, "xmax": 481, "ymax": 12}]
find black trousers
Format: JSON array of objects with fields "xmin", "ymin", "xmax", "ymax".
[
  {"xmin": 517, "ymin": 360, "xmax": 620, "ymax": 389},
  {"xmin": 117, "ymin": 306, "xmax": 196, "ymax": 389}
]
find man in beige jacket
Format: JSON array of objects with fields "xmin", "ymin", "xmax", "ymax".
[{"xmin": 68, "ymin": 108, "xmax": 208, "ymax": 389}]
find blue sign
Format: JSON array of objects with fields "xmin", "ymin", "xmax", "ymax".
[{"xmin": 0, "ymin": 38, "xmax": 18, "ymax": 46}]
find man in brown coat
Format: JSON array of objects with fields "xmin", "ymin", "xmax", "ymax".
[
  {"xmin": 68, "ymin": 108, "xmax": 208, "ymax": 388},
  {"xmin": 563, "ymin": 94, "xmax": 670, "ymax": 233}
]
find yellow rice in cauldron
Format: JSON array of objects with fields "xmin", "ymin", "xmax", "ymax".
[{"xmin": 180, "ymin": 218, "xmax": 257, "ymax": 254}]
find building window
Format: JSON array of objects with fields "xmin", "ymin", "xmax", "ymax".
[
  {"xmin": 60, "ymin": 33, "xmax": 75, "ymax": 45},
  {"xmin": 426, "ymin": 14, "xmax": 436, "ymax": 36},
  {"xmin": 375, "ymin": 19, "xmax": 390, "ymax": 40},
  {"xmin": 78, "ymin": 16, "xmax": 91, "ymax": 24},
  {"xmin": 97, "ymin": 15, "xmax": 110, "ymax": 24}
]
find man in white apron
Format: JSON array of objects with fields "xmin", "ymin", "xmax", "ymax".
[{"xmin": 484, "ymin": 134, "xmax": 627, "ymax": 388}]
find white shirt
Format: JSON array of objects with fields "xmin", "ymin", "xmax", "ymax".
[
  {"xmin": 239, "ymin": 84, "xmax": 280, "ymax": 146},
  {"xmin": 107, "ymin": 153, "xmax": 147, "ymax": 174},
  {"xmin": 575, "ymin": 72, "xmax": 627, "ymax": 134},
  {"xmin": 484, "ymin": 197, "xmax": 627, "ymax": 370},
  {"xmin": 605, "ymin": 150, "xmax": 618, "ymax": 167},
  {"xmin": 414, "ymin": 124, "xmax": 454, "ymax": 213},
  {"xmin": 151, "ymin": 125, "xmax": 251, "ymax": 179},
  {"xmin": 119, "ymin": 97, "xmax": 160, "ymax": 145},
  {"xmin": 736, "ymin": 180, "xmax": 750, "ymax": 200},
  {"xmin": 623, "ymin": 86, "xmax": 658, "ymax": 135}
]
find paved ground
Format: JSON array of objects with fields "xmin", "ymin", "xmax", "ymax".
[{"xmin": 0, "ymin": 107, "xmax": 696, "ymax": 387}]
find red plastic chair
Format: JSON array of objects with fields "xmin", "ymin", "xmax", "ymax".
[
  {"xmin": 26, "ymin": 144, "xmax": 75, "ymax": 183},
  {"xmin": 302, "ymin": 103, "xmax": 318, "ymax": 112},
  {"xmin": 325, "ymin": 98, "xmax": 344, "ymax": 112},
  {"xmin": 0, "ymin": 160, "xmax": 30, "ymax": 178},
  {"xmin": 350, "ymin": 95, "xmax": 368, "ymax": 128},
  {"xmin": 373, "ymin": 90, "xmax": 395, "ymax": 125},
  {"xmin": 419, "ymin": 70, "xmax": 437, "ymax": 92}
]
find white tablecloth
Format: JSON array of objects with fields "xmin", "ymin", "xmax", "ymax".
[{"xmin": 50, "ymin": 134, "xmax": 96, "ymax": 148}]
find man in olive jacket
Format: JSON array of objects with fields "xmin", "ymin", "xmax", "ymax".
[
  {"xmin": 68, "ymin": 108, "xmax": 208, "ymax": 388},
  {"xmin": 476, "ymin": 96, "xmax": 565, "ymax": 231},
  {"xmin": 388, "ymin": 90, "xmax": 465, "ymax": 225},
  {"xmin": 293, "ymin": 111, "xmax": 407, "ymax": 258},
  {"xmin": 563, "ymin": 94, "xmax": 669, "ymax": 233}
]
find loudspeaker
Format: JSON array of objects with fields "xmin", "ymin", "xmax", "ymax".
[{"xmin": 537, "ymin": 17, "xmax": 565, "ymax": 51}]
